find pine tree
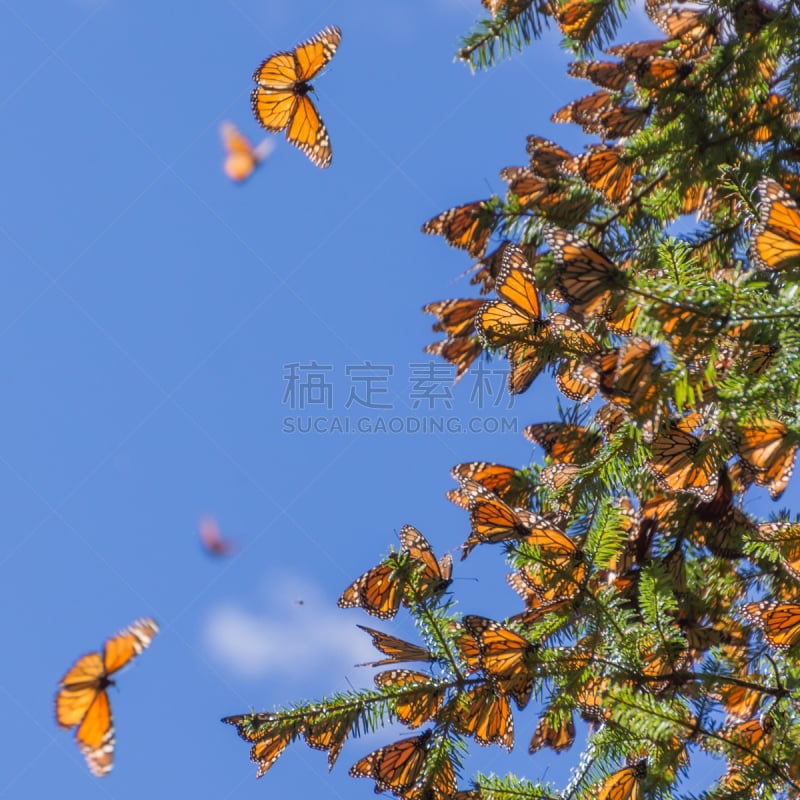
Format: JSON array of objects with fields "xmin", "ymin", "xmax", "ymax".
[{"xmin": 225, "ymin": 2, "xmax": 800, "ymax": 797}]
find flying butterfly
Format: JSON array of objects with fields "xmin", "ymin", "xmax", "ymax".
[
  {"xmin": 55, "ymin": 618, "xmax": 159, "ymax": 777},
  {"xmin": 356, "ymin": 624, "xmax": 434, "ymax": 667},
  {"xmin": 422, "ymin": 200, "xmax": 496, "ymax": 259},
  {"xmin": 751, "ymin": 178, "xmax": 800, "ymax": 272},
  {"xmin": 198, "ymin": 515, "xmax": 237, "ymax": 557},
  {"xmin": 220, "ymin": 122, "xmax": 275, "ymax": 182},
  {"xmin": 349, "ymin": 730, "xmax": 432, "ymax": 795},
  {"xmin": 251, "ymin": 26, "xmax": 341, "ymax": 168},
  {"xmin": 743, "ymin": 601, "xmax": 800, "ymax": 649}
]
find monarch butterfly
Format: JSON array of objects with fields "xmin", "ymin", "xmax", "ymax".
[
  {"xmin": 592, "ymin": 105, "xmax": 650, "ymax": 140},
  {"xmin": 715, "ymin": 679, "xmax": 764, "ymax": 723},
  {"xmin": 500, "ymin": 166, "xmax": 550, "ymax": 206},
  {"xmin": 752, "ymin": 178, "xmax": 800, "ymax": 272},
  {"xmin": 568, "ymin": 60, "xmax": 630, "ymax": 91},
  {"xmin": 743, "ymin": 601, "xmax": 800, "ymax": 649},
  {"xmin": 634, "ymin": 57, "xmax": 694, "ymax": 92},
  {"xmin": 198, "ymin": 515, "xmax": 236, "ymax": 557},
  {"xmin": 554, "ymin": 357, "xmax": 598, "ymax": 404},
  {"xmin": 507, "ymin": 571, "xmax": 575, "ymax": 623},
  {"xmin": 500, "ymin": 168, "xmax": 592, "ymax": 222},
  {"xmin": 597, "ymin": 761, "xmax": 647, "ymax": 800},
  {"xmin": 646, "ymin": 1, "xmax": 716, "ymax": 57},
  {"xmin": 525, "ymin": 136, "xmax": 574, "ymax": 178},
  {"xmin": 55, "ymin": 618, "xmax": 159, "ymax": 777},
  {"xmin": 458, "ymin": 479, "xmax": 540, "ymax": 557},
  {"xmin": 398, "ymin": 525, "xmax": 453, "ymax": 602},
  {"xmin": 448, "ymin": 462, "xmax": 533, "ymax": 509},
  {"xmin": 220, "ymin": 122, "xmax": 275, "ymax": 182},
  {"xmin": 251, "ymin": 26, "xmax": 341, "ymax": 168},
  {"xmin": 735, "ymin": 417, "xmax": 798, "ymax": 499},
  {"xmin": 338, "ymin": 555, "xmax": 405, "ymax": 619},
  {"xmin": 423, "ymin": 298, "xmax": 484, "ymax": 339},
  {"xmin": 606, "ymin": 39, "xmax": 668, "ymax": 61},
  {"xmin": 222, "ymin": 716, "xmax": 296, "ymax": 779},
  {"xmin": 529, "ymin": 709, "xmax": 576, "ymax": 753},
  {"xmin": 373, "ymin": 670, "xmax": 446, "ymax": 729},
  {"xmin": 349, "ymin": 730, "xmax": 432, "ymax": 794},
  {"xmin": 545, "ymin": 229, "xmax": 627, "ymax": 318},
  {"xmin": 422, "ymin": 201, "xmax": 496, "ymax": 258},
  {"xmin": 356, "ymin": 624, "xmax": 433, "ymax": 667},
  {"xmin": 552, "ymin": 90, "xmax": 617, "ymax": 127},
  {"xmin": 646, "ymin": 421, "xmax": 719, "ymax": 501},
  {"xmin": 552, "ymin": 0, "xmax": 608, "ymax": 42},
  {"xmin": 563, "ymin": 145, "xmax": 635, "ymax": 206},
  {"xmin": 540, "ymin": 462, "xmax": 583, "ymax": 493},
  {"xmin": 523, "ymin": 422, "xmax": 602, "ymax": 464},
  {"xmin": 586, "ymin": 339, "xmax": 660, "ymax": 416},
  {"xmin": 477, "ymin": 244, "xmax": 543, "ymax": 345},
  {"xmin": 424, "ymin": 336, "xmax": 483, "ymax": 384},
  {"xmin": 449, "ymin": 682, "xmax": 514, "ymax": 750},
  {"xmin": 303, "ymin": 710, "xmax": 356, "ymax": 769},
  {"xmin": 515, "ymin": 528, "xmax": 585, "ymax": 605},
  {"xmin": 462, "ymin": 615, "xmax": 538, "ymax": 708}
]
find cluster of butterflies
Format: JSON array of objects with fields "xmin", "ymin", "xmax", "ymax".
[{"xmin": 221, "ymin": 25, "xmax": 341, "ymax": 180}]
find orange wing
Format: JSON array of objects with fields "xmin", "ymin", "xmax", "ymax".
[
  {"xmin": 422, "ymin": 201, "xmax": 495, "ymax": 258},
  {"xmin": 103, "ymin": 617, "xmax": 160, "ymax": 675},
  {"xmin": 744, "ymin": 601, "xmax": 800, "ymax": 649},
  {"xmin": 337, "ymin": 558, "xmax": 404, "ymax": 620},
  {"xmin": 752, "ymin": 178, "xmax": 800, "ymax": 271},
  {"xmin": 451, "ymin": 682, "xmax": 514, "ymax": 749},
  {"xmin": 646, "ymin": 422, "xmax": 718, "ymax": 501},
  {"xmin": 529, "ymin": 710, "xmax": 576, "ymax": 753},
  {"xmin": 563, "ymin": 145, "xmax": 634, "ymax": 206},
  {"xmin": 293, "ymin": 26, "xmax": 342, "ymax": 82},
  {"xmin": 597, "ymin": 762, "xmax": 646, "ymax": 800},
  {"xmin": 221, "ymin": 122, "xmax": 259, "ymax": 182},
  {"xmin": 350, "ymin": 731, "xmax": 432, "ymax": 794},
  {"xmin": 286, "ymin": 94, "xmax": 332, "ymax": 168},
  {"xmin": 76, "ymin": 691, "xmax": 115, "ymax": 777},
  {"xmin": 356, "ymin": 624, "xmax": 433, "ymax": 667},
  {"xmin": 56, "ymin": 652, "xmax": 105, "ymax": 729},
  {"xmin": 399, "ymin": 524, "xmax": 453, "ymax": 601}
]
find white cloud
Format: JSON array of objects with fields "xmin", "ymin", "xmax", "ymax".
[{"xmin": 203, "ymin": 573, "xmax": 377, "ymax": 684}]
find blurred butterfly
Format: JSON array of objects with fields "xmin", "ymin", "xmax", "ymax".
[
  {"xmin": 462, "ymin": 615, "xmax": 538, "ymax": 708},
  {"xmin": 591, "ymin": 104, "xmax": 650, "ymax": 139},
  {"xmin": 545, "ymin": 229, "xmax": 628, "ymax": 318},
  {"xmin": 251, "ymin": 26, "xmax": 341, "ymax": 168},
  {"xmin": 198, "ymin": 515, "xmax": 236, "ymax": 557},
  {"xmin": 646, "ymin": 420, "xmax": 719, "ymax": 501},
  {"xmin": 529, "ymin": 708, "xmax": 576, "ymax": 753},
  {"xmin": 634, "ymin": 57, "xmax": 694, "ymax": 92},
  {"xmin": 568, "ymin": 60, "xmax": 630, "ymax": 91},
  {"xmin": 222, "ymin": 713, "xmax": 297, "ymax": 778},
  {"xmin": 476, "ymin": 244, "xmax": 543, "ymax": 346},
  {"xmin": 646, "ymin": 1, "xmax": 716, "ymax": 57},
  {"xmin": 422, "ymin": 200, "xmax": 496, "ymax": 258},
  {"xmin": 507, "ymin": 571, "xmax": 575, "ymax": 623},
  {"xmin": 220, "ymin": 122, "xmax": 275, "ymax": 182},
  {"xmin": 563, "ymin": 145, "xmax": 635, "ymax": 206},
  {"xmin": 735, "ymin": 417, "xmax": 798, "ymax": 499},
  {"xmin": 752, "ymin": 178, "xmax": 800, "ymax": 272},
  {"xmin": 757, "ymin": 520, "xmax": 800, "ymax": 582},
  {"xmin": 500, "ymin": 167, "xmax": 595, "ymax": 222},
  {"xmin": 349, "ymin": 730, "xmax": 432, "ymax": 795},
  {"xmin": 597, "ymin": 761, "xmax": 647, "ymax": 800},
  {"xmin": 449, "ymin": 682, "xmax": 514, "ymax": 750},
  {"xmin": 373, "ymin": 670, "xmax": 446, "ymax": 729},
  {"xmin": 605, "ymin": 39, "xmax": 668, "ymax": 62},
  {"xmin": 552, "ymin": 90, "xmax": 617, "ymax": 128},
  {"xmin": 743, "ymin": 601, "xmax": 800, "ymax": 649},
  {"xmin": 56, "ymin": 618, "xmax": 159, "ymax": 777},
  {"xmin": 356, "ymin": 624, "xmax": 433, "ymax": 667}
]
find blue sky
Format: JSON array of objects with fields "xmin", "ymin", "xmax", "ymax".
[{"xmin": 0, "ymin": 1, "xmax": 795, "ymax": 798}]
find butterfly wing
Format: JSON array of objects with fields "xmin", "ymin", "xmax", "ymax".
[
  {"xmin": 75, "ymin": 689, "xmax": 115, "ymax": 777},
  {"xmin": 752, "ymin": 178, "xmax": 800, "ymax": 271},
  {"xmin": 56, "ymin": 652, "xmax": 104, "ymax": 729},
  {"xmin": 220, "ymin": 122, "xmax": 259, "ymax": 182},
  {"xmin": 453, "ymin": 683, "xmax": 514, "ymax": 749},
  {"xmin": 251, "ymin": 86, "xmax": 299, "ymax": 133},
  {"xmin": 103, "ymin": 617, "xmax": 159, "ymax": 675},
  {"xmin": 286, "ymin": 94, "xmax": 332, "ymax": 168},
  {"xmin": 293, "ymin": 26, "xmax": 342, "ymax": 82},
  {"xmin": 349, "ymin": 732, "xmax": 431, "ymax": 794},
  {"xmin": 422, "ymin": 201, "xmax": 494, "ymax": 258},
  {"xmin": 356, "ymin": 624, "xmax": 433, "ymax": 666}
]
